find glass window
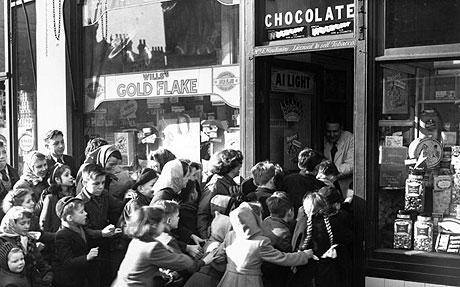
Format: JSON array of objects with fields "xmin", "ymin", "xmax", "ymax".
[
  {"xmin": 0, "ymin": 1, "xmax": 5, "ymax": 73},
  {"xmin": 82, "ymin": 0, "xmax": 240, "ymax": 167},
  {"xmin": 385, "ymin": 0, "xmax": 460, "ymax": 49},
  {"xmin": 12, "ymin": 2, "xmax": 36, "ymax": 173},
  {"xmin": 376, "ymin": 60, "xmax": 460, "ymax": 254}
]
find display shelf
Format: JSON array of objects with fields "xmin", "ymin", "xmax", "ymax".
[
  {"xmin": 378, "ymin": 119, "xmax": 414, "ymax": 127},
  {"xmin": 417, "ymin": 99, "xmax": 460, "ymax": 104}
]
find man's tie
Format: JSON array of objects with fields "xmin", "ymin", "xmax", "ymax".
[
  {"xmin": 330, "ymin": 143, "xmax": 338, "ymax": 162},
  {"xmin": 0, "ymin": 169, "xmax": 9, "ymax": 182},
  {"xmin": 57, "ymin": 157, "xmax": 64, "ymax": 164}
]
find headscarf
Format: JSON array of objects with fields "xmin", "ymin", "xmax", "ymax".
[
  {"xmin": 0, "ymin": 206, "xmax": 28, "ymax": 238},
  {"xmin": 153, "ymin": 159, "xmax": 187, "ymax": 194},
  {"xmin": 229, "ymin": 202, "xmax": 263, "ymax": 240},
  {"xmin": 96, "ymin": 145, "xmax": 120, "ymax": 169},
  {"xmin": 0, "ymin": 241, "xmax": 19, "ymax": 270},
  {"xmin": 20, "ymin": 151, "xmax": 46, "ymax": 186}
]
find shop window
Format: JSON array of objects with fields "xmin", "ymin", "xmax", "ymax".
[
  {"xmin": 385, "ymin": 0, "xmax": 460, "ymax": 49},
  {"xmin": 0, "ymin": 1, "xmax": 5, "ymax": 73},
  {"xmin": 12, "ymin": 1, "xmax": 37, "ymax": 173},
  {"xmin": 82, "ymin": 0, "xmax": 239, "ymax": 78},
  {"xmin": 376, "ymin": 60, "xmax": 460, "ymax": 256}
]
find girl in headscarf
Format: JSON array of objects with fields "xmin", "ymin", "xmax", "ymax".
[
  {"xmin": 150, "ymin": 159, "xmax": 191, "ymax": 204},
  {"xmin": 214, "ymin": 202, "xmax": 315, "ymax": 287},
  {"xmin": 13, "ymin": 151, "xmax": 49, "ymax": 206}
]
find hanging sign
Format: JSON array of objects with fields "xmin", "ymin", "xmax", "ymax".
[
  {"xmin": 261, "ymin": 0, "xmax": 354, "ymax": 42},
  {"xmin": 271, "ymin": 68, "xmax": 315, "ymax": 93},
  {"xmin": 84, "ymin": 65, "xmax": 240, "ymax": 112}
]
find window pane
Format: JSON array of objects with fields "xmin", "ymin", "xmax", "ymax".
[
  {"xmin": 0, "ymin": 2, "xmax": 5, "ymax": 72},
  {"xmin": 13, "ymin": 3, "xmax": 37, "ymax": 173},
  {"xmin": 376, "ymin": 60, "xmax": 460, "ymax": 253},
  {"xmin": 385, "ymin": 0, "xmax": 460, "ymax": 48},
  {"xmin": 82, "ymin": 0, "xmax": 239, "ymax": 78}
]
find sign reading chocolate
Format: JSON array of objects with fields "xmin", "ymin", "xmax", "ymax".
[{"xmin": 261, "ymin": 0, "xmax": 354, "ymax": 41}]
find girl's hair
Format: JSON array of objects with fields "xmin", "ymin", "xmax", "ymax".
[
  {"xmin": 152, "ymin": 200, "xmax": 179, "ymax": 218},
  {"xmin": 25, "ymin": 151, "xmax": 46, "ymax": 166},
  {"xmin": 149, "ymin": 149, "xmax": 176, "ymax": 172},
  {"xmin": 49, "ymin": 163, "xmax": 71, "ymax": 185},
  {"xmin": 2, "ymin": 188, "xmax": 34, "ymax": 214},
  {"xmin": 317, "ymin": 160, "xmax": 340, "ymax": 178},
  {"xmin": 124, "ymin": 206, "xmax": 165, "ymax": 241},
  {"xmin": 208, "ymin": 149, "xmax": 243, "ymax": 176},
  {"xmin": 302, "ymin": 192, "xmax": 327, "ymax": 217}
]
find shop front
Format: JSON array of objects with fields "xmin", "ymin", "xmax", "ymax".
[{"xmin": 366, "ymin": 1, "xmax": 460, "ymax": 286}]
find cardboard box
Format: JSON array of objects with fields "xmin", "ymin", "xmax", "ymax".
[{"xmin": 379, "ymin": 146, "xmax": 408, "ymax": 165}]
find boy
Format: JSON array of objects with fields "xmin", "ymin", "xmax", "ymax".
[
  {"xmin": 248, "ymin": 161, "xmax": 279, "ymax": 219},
  {"xmin": 44, "ymin": 130, "xmax": 76, "ymax": 177},
  {"xmin": 262, "ymin": 191, "xmax": 295, "ymax": 287},
  {"xmin": 53, "ymin": 196, "xmax": 99, "ymax": 287},
  {"xmin": 76, "ymin": 163, "xmax": 123, "ymax": 286}
]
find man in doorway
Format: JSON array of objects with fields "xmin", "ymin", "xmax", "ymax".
[
  {"xmin": 44, "ymin": 130, "xmax": 76, "ymax": 176},
  {"xmin": 323, "ymin": 116, "xmax": 354, "ymax": 193}
]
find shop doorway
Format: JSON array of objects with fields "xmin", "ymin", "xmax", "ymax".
[{"xmin": 254, "ymin": 48, "xmax": 354, "ymax": 172}]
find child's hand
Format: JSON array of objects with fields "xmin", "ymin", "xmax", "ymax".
[
  {"xmin": 202, "ymin": 249, "xmax": 218, "ymax": 265},
  {"xmin": 191, "ymin": 234, "xmax": 205, "ymax": 246},
  {"xmin": 186, "ymin": 244, "xmax": 204, "ymax": 259},
  {"xmin": 302, "ymin": 249, "xmax": 319, "ymax": 260},
  {"xmin": 101, "ymin": 224, "xmax": 116, "ymax": 237},
  {"xmin": 321, "ymin": 244, "xmax": 338, "ymax": 259},
  {"xmin": 87, "ymin": 247, "xmax": 99, "ymax": 261}
]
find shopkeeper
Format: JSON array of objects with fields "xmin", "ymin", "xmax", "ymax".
[{"xmin": 323, "ymin": 116, "xmax": 354, "ymax": 193}]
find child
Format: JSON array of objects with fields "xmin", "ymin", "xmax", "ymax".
[
  {"xmin": 290, "ymin": 191, "xmax": 353, "ymax": 287},
  {"xmin": 39, "ymin": 163, "xmax": 75, "ymax": 233},
  {"xmin": 119, "ymin": 168, "xmax": 158, "ymax": 228},
  {"xmin": 0, "ymin": 242, "xmax": 30, "ymax": 287},
  {"xmin": 53, "ymin": 196, "xmax": 100, "ymax": 287},
  {"xmin": 247, "ymin": 161, "xmax": 277, "ymax": 219},
  {"xmin": 0, "ymin": 206, "xmax": 53, "ymax": 286},
  {"xmin": 262, "ymin": 192, "xmax": 295, "ymax": 287},
  {"xmin": 112, "ymin": 206, "xmax": 216, "ymax": 287},
  {"xmin": 316, "ymin": 160, "xmax": 342, "ymax": 194},
  {"xmin": 76, "ymin": 163, "xmax": 123, "ymax": 286},
  {"xmin": 152, "ymin": 200, "xmax": 203, "ymax": 259},
  {"xmin": 215, "ymin": 202, "xmax": 316, "ymax": 287}
]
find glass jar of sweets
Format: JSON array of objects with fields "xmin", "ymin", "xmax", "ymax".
[
  {"xmin": 405, "ymin": 168, "xmax": 425, "ymax": 212},
  {"xmin": 414, "ymin": 215, "xmax": 433, "ymax": 252},
  {"xmin": 393, "ymin": 211, "xmax": 412, "ymax": 249}
]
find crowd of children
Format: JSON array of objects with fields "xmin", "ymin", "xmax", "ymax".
[{"xmin": 0, "ymin": 130, "xmax": 355, "ymax": 287}]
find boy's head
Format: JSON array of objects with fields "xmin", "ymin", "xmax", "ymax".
[
  {"xmin": 0, "ymin": 206, "xmax": 32, "ymax": 236},
  {"xmin": 44, "ymin": 130, "xmax": 65, "ymax": 157},
  {"xmin": 0, "ymin": 242, "xmax": 25, "ymax": 273},
  {"xmin": 56, "ymin": 196, "xmax": 86, "ymax": 226},
  {"xmin": 251, "ymin": 161, "xmax": 276, "ymax": 188},
  {"xmin": 266, "ymin": 191, "xmax": 294, "ymax": 222},
  {"xmin": 132, "ymin": 168, "xmax": 158, "ymax": 199},
  {"xmin": 151, "ymin": 200, "xmax": 179, "ymax": 231},
  {"xmin": 81, "ymin": 163, "xmax": 106, "ymax": 196},
  {"xmin": 318, "ymin": 186, "xmax": 343, "ymax": 215},
  {"xmin": 298, "ymin": 148, "xmax": 323, "ymax": 173},
  {"xmin": 316, "ymin": 160, "xmax": 340, "ymax": 182}
]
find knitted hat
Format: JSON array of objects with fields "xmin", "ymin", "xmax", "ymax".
[
  {"xmin": 55, "ymin": 196, "xmax": 82, "ymax": 219},
  {"xmin": 0, "ymin": 242, "xmax": 19, "ymax": 270},
  {"xmin": 132, "ymin": 168, "xmax": 158, "ymax": 190}
]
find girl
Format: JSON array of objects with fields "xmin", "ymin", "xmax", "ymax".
[
  {"xmin": 39, "ymin": 163, "xmax": 75, "ymax": 233},
  {"xmin": 150, "ymin": 159, "xmax": 191, "ymax": 204},
  {"xmin": 120, "ymin": 168, "xmax": 158, "ymax": 228},
  {"xmin": 148, "ymin": 148, "xmax": 176, "ymax": 173},
  {"xmin": 197, "ymin": 149, "xmax": 243, "ymax": 239},
  {"xmin": 13, "ymin": 151, "xmax": 49, "ymax": 206},
  {"xmin": 112, "ymin": 206, "xmax": 216, "ymax": 287},
  {"xmin": 290, "ymin": 191, "xmax": 353, "ymax": 287},
  {"xmin": 315, "ymin": 160, "xmax": 342, "ymax": 194},
  {"xmin": 0, "ymin": 242, "xmax": 30, "ymax": 287},
  {"xmin": 215, "ymin": 202, "xmax": 315, "ymax": 287},
  {"xmin": 0, "ymin": 206, "xmax": 53, "ymax": 287}
]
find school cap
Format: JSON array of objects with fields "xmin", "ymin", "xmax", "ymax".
[
  {"xmin": 131, "ymin": 168, "xmax": 158, "ymax": 190},
  {"xmin": 55, "ymin": 196, "xmax": 82, "ymax": 218},
  {"xmin": 0, "ymin": 242, "xmax": 20, "ymax": 270}
]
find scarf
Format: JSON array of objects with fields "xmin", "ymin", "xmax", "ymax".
[{"xmin": 153, "ymin": 159, "xmax": 186, "ymax": 194}]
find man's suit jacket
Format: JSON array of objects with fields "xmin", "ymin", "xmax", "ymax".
[{"xmin": 46, "ymin": 154, "xmax": 77, "ymax": 177}]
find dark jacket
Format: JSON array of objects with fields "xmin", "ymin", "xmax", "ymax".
[
  {"xmin": 0, "ymin": 164, "xmax": 19, "ymax": 200},
  {"xmin": 54, "ymin": 226, "xmax": 96, "ymax": 287},
  {"xmin": 46, "ymin": 154, "xmax": 77, "ymax": 177},
  {"xmin": 0, "ymin": 268, "xmax": 31, "ymax": 287},
  {"xmin": 177, "ymin": 203, "xmax": 198, "ymax": 244},
  {"xmin": 282, "ymin": 173, "xmax": 325, "ymax": 211},
  {"xmin": 119, "ymin": 192, "xmax": 151, "ymax": 228},
  {"xmin": 150, "ymin": 187, "xmax": 182, "ymax": 204},
  {"xmin": 253, "ymin": 187, "xmax": 275, "ymax": 220}
]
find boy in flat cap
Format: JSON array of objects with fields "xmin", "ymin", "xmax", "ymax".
[{"xmin": 53, "ymin": 196, "xmax": 99, "ymax": 287}]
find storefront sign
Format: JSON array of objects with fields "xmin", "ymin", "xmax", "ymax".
[
  {"xmin": 85, "ymin": 65, "xmax": 240, "ymax": 111},
  {"xmin": 253, "ymin": 39, "xmax": 355, "ymax": 56},
  {"xmin": 261, "ymin": 0, "xmax": 354, "ymax": 42},
  {"xmin": 271, "ymin": 69, "xmax": 315, "ymax": 93}
]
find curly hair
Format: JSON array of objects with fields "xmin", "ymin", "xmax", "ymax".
[
  {"xmin": 2, "ymin": 188, "xmax": 34, "ymax": 214},
  {"xmin": 124, "ymin": 206, "xmax": 165, "ymax": 241},
  {"xmin": 208, "ymin": 149, "xmax": 243, "ymax": 176}
]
